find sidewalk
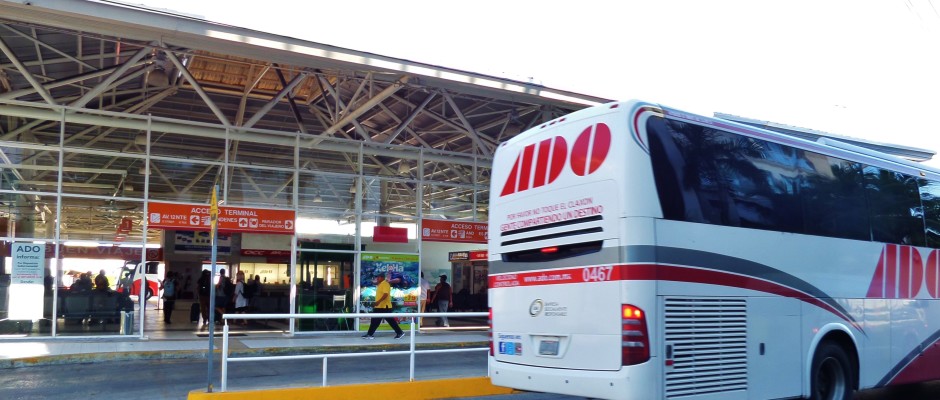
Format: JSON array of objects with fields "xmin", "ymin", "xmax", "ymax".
[
  {"xmin": 0, "ymin": 298, "xmax": 489, "ymax": 369},
  {"xmin": 0, "ymin": 327, "xmax": 489, "ymax": 369},
  {"xmin": 0, "ymin": 304, "xmax": 504, "ymax": 399}
]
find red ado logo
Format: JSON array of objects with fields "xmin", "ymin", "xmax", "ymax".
[
  {"xmin": 500, "ymin": 123, "xmax": 611, "ymax": 197},
  {"xmin": 867, "ymin": 244, "xmax": 940, "ymax": 299}
]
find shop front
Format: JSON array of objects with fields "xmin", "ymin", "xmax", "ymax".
[{"xmin": 447, "ymin": 250, "xmax": 488, "ymax": 312}]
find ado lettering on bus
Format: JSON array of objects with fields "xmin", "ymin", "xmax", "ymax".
[
  {"xmin": 867, "ymin": 244, "xmax": 940, "ymax": 299},
  {"xmin": 500, "ymin": 123, "xmax": 611, "ymax": 197}
]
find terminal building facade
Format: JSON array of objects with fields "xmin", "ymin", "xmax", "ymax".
[{"xmin": 0, "ymin": 0, "xmax": 606, "ymax": 337}]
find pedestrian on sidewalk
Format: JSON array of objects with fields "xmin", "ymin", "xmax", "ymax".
[
  {"xmin": 197, "ymin": 270, "xmax": 211, "ymax": 325},
  {"xmin": 431, "ymin": 274, "xmax": 453, "ymax": 327},
  {"xmin": 362, "ymin": 273, "xmax": 405, "ymax": 340},
  {"xmin": 160, "ymin": 272, "xmax": 178, "ymax": 324},
  {"xmin": 419, "ymin": 271, "xmax": 430, "ymax": 328},
  {"xmin": 234, "ymin": 271, "xmax": 249, "ymax": 326},
  {"xmin": 215, "ymin": 268, "xmax": 234, "ymax": 324}
]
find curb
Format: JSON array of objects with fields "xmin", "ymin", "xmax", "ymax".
[
  {"xmin": 187, "ymin": 376, "xmax": 516, "ymax": 400},
  {"xmin": 0, "ymin": 341, "xmax": 488, "ymax": 369}
]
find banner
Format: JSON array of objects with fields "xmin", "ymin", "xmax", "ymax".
[
  {"xmin": 9, "ymin": 242, "xmax": 45, "ymax": 320},
  {"xmin": 421, "ymin": 219, "xmax": 487, "ymax": 243},
  {"xmin": 359, "ymin": 253, "xmax": 419, "ymax": 331},
  {"xmin": 148, "ymin": 202, "xmax": 295, "ymax": 234},
  {"xmin": 0, "ymin": 245, "xmax": 164, "ymax": 260},
  {"xmin": 174, "ymin": 231, "xmax": 231, "ymax": 254}
]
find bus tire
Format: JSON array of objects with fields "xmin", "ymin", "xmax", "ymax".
[
  {"xmin": 809, "ymin": 341, "xmax": 853, "ymax": 400},
  {"xmin": 145, "ymin": 288, "xmax": 154, "ymax": 300}
]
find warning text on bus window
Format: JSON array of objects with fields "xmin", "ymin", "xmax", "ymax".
[{"xmin": 501, "ymin": 197, "xmax": 602, "ymax": 232}]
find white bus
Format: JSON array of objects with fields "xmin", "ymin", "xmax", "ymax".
[{"xmin": 487, "ymin": 100, "xmax": 940, "ymax": 400}]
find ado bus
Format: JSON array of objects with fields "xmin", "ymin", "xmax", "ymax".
[
  {"xmin": 116, "ymin": 260, "xmax": 163, "ymax": 300},
  {"xmin": 488, "ymin": 100, "xmax": 940, "ymax": 400}
]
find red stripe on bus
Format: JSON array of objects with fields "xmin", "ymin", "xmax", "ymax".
[
  {"xmin": 490, "ymin": 263, "xmax": 855, "ymax": 327},
  {"xmin": 888, "ymin": 341, "xmax": 940, "ymax": 385}
]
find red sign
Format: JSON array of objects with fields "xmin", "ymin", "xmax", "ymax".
[
  {"xmin": 148, "ymin": 202, "xmax": 295, "ymax": 234},
  {"xmin": 501, "ymin": 123, "xmax": 611, "ymax": 197},
  {"xmin": 114, "ymin": 217, "xmax": 134, "ymax": 242},
  {"xmin": 373, "ymin": 226, "xmax": 408, "ymax": 243},
  {"xmin": 421, "ymin": 219, "xmax": 487, "ymax": 244}
]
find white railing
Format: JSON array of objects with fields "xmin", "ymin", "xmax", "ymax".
[{"xmin": 217, "ymin": 311, "xmax": 489, "ymax": 392}]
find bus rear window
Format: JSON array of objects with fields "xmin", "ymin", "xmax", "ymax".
[{"xmin": 502, "ymin": 241, "xmax": 602, "ymax": 263}]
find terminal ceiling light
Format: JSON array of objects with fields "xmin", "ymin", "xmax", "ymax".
[
  {"xmin": 313, "ymin": 190, "xmax": 322, "ymax": 203},
  {"xmin": 398, "ymin": 161, "xmax": 410, "ymax": 175},
  {"xmin": 134, "ymin": 133, "xmax": 148, "ymax": 146},
  {"xmin": 349, "ymin": 179, "xmax": 358, "ymax": 194}
]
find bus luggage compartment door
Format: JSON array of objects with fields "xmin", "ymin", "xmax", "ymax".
[{"xmin": 491, "ymin": 280, "xmax": 623, "ymax": 370}]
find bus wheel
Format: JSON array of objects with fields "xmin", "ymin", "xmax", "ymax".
[
  {"xmin": 810, "ymin": 341, "xmax": 853, "ymax": 400},
  {"xmin": 145, "ymin": 288, "xmax": 154, "ymax": 300}
]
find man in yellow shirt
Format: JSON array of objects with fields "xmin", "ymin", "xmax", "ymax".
[{"xmin": 362, "ymin": 274, "xmax": 405, "ymax": 339}]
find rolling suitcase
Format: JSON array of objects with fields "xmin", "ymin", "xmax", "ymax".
[{"xmin": 190, "ymin": 303, "xmax": 200, "ymax": 323}]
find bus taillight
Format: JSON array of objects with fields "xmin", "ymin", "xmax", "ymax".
[
  {"xmin": 488, "ymin": 308, "xmax": 494, "ymax": 356},
  {"xmin": 621, "ymin": 304, "xmax": 650, "ymax": 365}
]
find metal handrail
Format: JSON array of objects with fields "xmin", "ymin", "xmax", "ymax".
[{"xmin": 217, "ymin": 311, "xmax": 489, "ymax": 392}]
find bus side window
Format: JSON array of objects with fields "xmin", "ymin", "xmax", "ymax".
[
  {"xmin": 921, "ymin": 179, "xmax": 940, "ymax": 249},
  {"xmin": 864, "ymin": 166, "xmax": 926, "ymax": 247}
]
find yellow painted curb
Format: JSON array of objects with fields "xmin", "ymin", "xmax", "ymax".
[{"xmin": 188, "ymin": 376, "xmax": 516, "ymax": 400}]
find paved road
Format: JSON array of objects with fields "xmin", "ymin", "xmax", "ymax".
[
  {"xmin": 468, "ymin": 382, "xmax": 940, "ymax": 400},
  {"xmin": 3, "ymin": 351, "xmax": 939, "ymax": 400},
  {"xmin": 0, "ymin": 351, "xmax": 488, "ymax": 399}
]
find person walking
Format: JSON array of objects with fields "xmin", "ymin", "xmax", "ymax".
[
  {"xmin": 362, "ymin": 274, "xmax": 405, "ymax": 339},
  {"xmin": 431, "ymin": 274, "xmax": 453, "ymax": 327}
]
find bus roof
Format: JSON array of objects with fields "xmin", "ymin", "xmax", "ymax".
[{"xmin": 498, "ymin": 100, "xmax": 940, "ymax": 181}]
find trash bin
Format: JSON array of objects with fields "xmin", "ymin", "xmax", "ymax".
[{"xmin": 120, "ymin": 311, "xmax": 134, "ymax": 335}]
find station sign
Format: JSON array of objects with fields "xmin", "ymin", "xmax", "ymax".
[
  {"xmin": 0, "ymin": 244, "xmax": 163, "ymax": 260},
  {"xmin": 148, "ymin": 202, "xmax": 295, "ymax": 234},
  {"xmin": 10, "ymin": 242, "xmax": 45, "ymax": 320},
  {"xmin": 421, "ymin": 219, "xmax": 487, "ymax": 244},
  {"xmin": 448, "ymin": 250, "xmax": 488, "ymax": 262}
]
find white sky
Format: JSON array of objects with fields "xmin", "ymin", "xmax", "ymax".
[{"xmin": 142, "ymin": 0, "xmax": 940, "ymax": 168}]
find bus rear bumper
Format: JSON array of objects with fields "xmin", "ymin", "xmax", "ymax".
[{"xmin": 489, "ymin": 357, "xmax": 658, "ymax": 400}]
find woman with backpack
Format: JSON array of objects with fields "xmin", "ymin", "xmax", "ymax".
[{"xmin": 160, "ymin": 272, "xmax": 178, "ymax": 324}]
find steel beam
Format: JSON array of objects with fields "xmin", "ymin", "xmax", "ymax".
[
  {"xmin": 0, "ymin": 24, "xmax": 97, "ymax": 70},
  {"xmin": 163, "ymin": 49, "xmax": 232, "ymax": 127},
  {"xmin": 0, "ymin": 36, "xmax": 57, "ymax": 104},
  {"xmin": 322, "ymin": 75, "xmax": 410, "ymax": 138},
  {"xmin": 242, "ymin": 72, "xmax": 306, "ymax": 129},
  {"xmin": 70, "ymin": 45, "xmax": 150, "ymax": 108},
  {"xmin": 384, "ymin": 92, "xmax": 435, "ymax": 144}
]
